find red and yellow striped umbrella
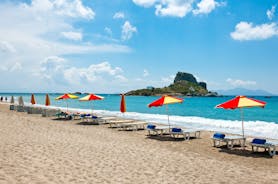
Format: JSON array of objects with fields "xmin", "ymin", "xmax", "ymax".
[
  {"xmin": 30, "ymin": 94, "xmax": 36, "ymax": 105},
  {"xmin": 148, "ymin": 95, "xmax": 183, "ymax": 107},
  {"xmin": 79, "ymin": 94, "xmax": 104, "ymax": 114},
  {"xmin": 216, "ymin": 96, "xmax": 266, "ymax": 139},
  {"xmin": 55, "ymin": 93, "xmax": 79, "ymax": 100},
  {"xmin": 148, "ymin": 95, "xmax": 183, "ymax": 127},
  {"xmin": 79, "ymin": 94, "xmax": 104, "ymax": 101},
  {"xmin": 216, "ymin": 96, "xmax": 266, "ymax": 109},
  {"xmin": 55, "ymin": 93, "xmax": 79, "ymax": 112}
]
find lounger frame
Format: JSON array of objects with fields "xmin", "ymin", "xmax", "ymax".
[{"xmin": 212, "ymin": 136, "xmax": 246, "ymax": 149}]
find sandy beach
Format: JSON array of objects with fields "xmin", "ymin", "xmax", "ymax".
[{"xmin": 0, "ymin": 103, "xmax": 277, "ymax": 184}]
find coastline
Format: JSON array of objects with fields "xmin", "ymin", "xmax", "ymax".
[{"xmin": 0, "ymin": 103, "xmax": 278, "ymax": 183}]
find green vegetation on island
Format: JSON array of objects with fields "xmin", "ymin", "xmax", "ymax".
[{"xmin": 126, "ymin": 72, "xmax": 218, "ymax": 96}]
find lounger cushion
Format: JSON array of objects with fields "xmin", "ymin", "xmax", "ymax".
[
  {"xmin": 251, "ymin": 138, "xmax": 266, "ymax": 145},
  {"xmin": 172, "ymin": 128, "xmax": 182, "ymax": 132},
  {"xmin": 213, "ymin": 133, "xmax": 225, "ymax": 139},
  {"xmin": 147, "ymin": 124, "xmax": 156, "ymax": 129}
]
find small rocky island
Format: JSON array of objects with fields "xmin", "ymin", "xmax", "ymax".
[{"xmin": 126, "ymin": 72, "xmax": 218, "ymax": 96}]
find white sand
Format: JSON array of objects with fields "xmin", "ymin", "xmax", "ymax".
[{"xmin": 0, "ymin": 103, "xmax": 277, "ymax": 184}]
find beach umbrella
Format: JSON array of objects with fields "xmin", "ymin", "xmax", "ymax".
[
  {"xmin": 148, "ymin": 95, "xmax": 183, "ymax": 127},
  {"xmin": 120, "ymin": 94, "xmax": 126, "ymax": 113},
  {"xmin": 55, "ymin": 93, "xmax": 79, "ymax": 111},
  {"xmin": 10, "ymin": 96, "xmax": 14, "ymax": 104},
  {"xmin": 18, "ymin": 96, "xmax": 24, "ymax": 106},
  {"xmin": 31, "ymin": 94, "xmax": 36, "ymax": 105},
  {"xmin": 45, "ymin": 94, "xmax": 50, "ymax": 106},
  {"xmin": 79, "ymin": 94, "xmax": 104, "ymax": 113},
  {"xmin": 216, "ymin": 96, "xmax": 266, "ymax": 138}
]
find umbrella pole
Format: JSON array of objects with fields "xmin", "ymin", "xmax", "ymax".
[
  {"xmin": 166, "ymin": 105, "xmax": 170, "ymax": 129},
  {"xmin": 241, "ymin": 108, "xmax": 244, "ymax": 138},
  {"xmin": 240, "ymin": 108, "xmax": 246, "ymax": 149},
  {"xmin": 66, "ymin": 100, "xmax": 68, "ymax": 112}
]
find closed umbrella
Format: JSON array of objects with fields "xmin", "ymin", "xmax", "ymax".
[
  {"xmin": 148, "ymin": 95, "xmax": 183, "ymax": 128},
  {"xmin": 120, "ymin": 94, "xmax": 126, "ymax": 113},
  {"xmin": 31, "ymin": 94, "xmax": 36, "ymax": 105},
  {"xmin": 216, "ymin": 96, "xmax": 266, "ymax": 139},
  {"xmin": 45, "ymin": 94, "xmax": 50, "ymax": 106},
  {"xmin": 55, "ymin": 93, "xmax": 79, "ymax": 112},
  {"xmin": 18, "ymin": 96, "xmax": 24, "ymax": 106},
  {"xmin": 10, "ymin": 96, "xmax": 14, "ymax": 104}
]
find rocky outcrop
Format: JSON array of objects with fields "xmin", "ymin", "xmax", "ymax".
[{"xmin": 126, "ymin": 72, "xmax": 217, "ymax": 96}]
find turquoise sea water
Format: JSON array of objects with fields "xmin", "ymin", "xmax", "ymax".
[{"xmin": 1, "ymin": 93, "xmax": 278, "ymax": 139}]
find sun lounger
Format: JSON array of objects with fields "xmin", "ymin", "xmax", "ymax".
[
  {"xmin": 108, "ymin": 119, "xmax": 135, "ymax": 128},
  {"xmin": 54, "ymin": 111, "xmax": 73, "ymax": 120},
  {"xmin": 169, "ymin": 128, "xmax": 201, "ymax": 140},
  {"xmin": 212, "ymin": 133, "xmax": 246, "ymax": 149},
  {"xmin": 250, "ymin": 138, "xmax": 277, "ymax": 157},
  {"xmin": 117, "ymin": 121, "xmax": 147, "ymax": 131},
  {"xmin": 80, "ymin": 115, "xmax": 112, "ymax": 125},
  {"xmin": 146, "ymin": 124, "xmax": 170, "ymax": 136}
]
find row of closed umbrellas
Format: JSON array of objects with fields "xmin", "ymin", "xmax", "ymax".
[{"xmin": 12, "ymin": 93, "xmax": 267, "ymax": 139}]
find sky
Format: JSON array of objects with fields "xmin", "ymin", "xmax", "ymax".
[{"xmin": 0, "ymin": 0, "xmax": 278, "ymax": 94}]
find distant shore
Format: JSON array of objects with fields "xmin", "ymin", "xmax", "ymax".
[{"xmin": 0, "ymin": 103, "xmax": 277, "ymax": 183}]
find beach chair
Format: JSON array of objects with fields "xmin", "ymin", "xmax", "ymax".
[
  {"xmin": 212, "ymin": 133, "xmax": 246, "ymax": 149},
  {"xmin": 117, "ymin": 121, "xmax": 147, "ymax": 131},
  {"xmin": 80, "ymin": 115, "xmax": 108, "ymax": 124},
  {"xmin": 108, "ymin": 119, "xmax": 135, "ymax": 128},
  {"xmin": 54, "ymin": 111, "xmax": 72, "ymax": 120},
  {"xmin": 250, "ymin": 138, "xmax": 277, "ymax": 157},
  {"xmin": 169, "ymin": 128, "xmax": 201, "ymax": 140},
  {"xmin": 146, "ymin": 124, "xmax": 170, "ymax": 136}
]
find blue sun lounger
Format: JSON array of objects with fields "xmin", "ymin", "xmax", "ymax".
[
  {"xmin": 146, "ymin": 124, "xmax": 170, "ymax": 135},
  {"xmin": 250, "ymin": 138, "xmax": 277, "ymax": 157},
  {"xmin": 169, "ymin": 128, "xmax": 201, "ymax": 140},
  {"xmin": 212, "ymin": 133, "xmax": 246, "ymax": 149}
]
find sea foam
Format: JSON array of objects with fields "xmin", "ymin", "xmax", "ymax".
[{"xmin": 25, "ymin": 103, "xmax": 278, "ymax": 140}]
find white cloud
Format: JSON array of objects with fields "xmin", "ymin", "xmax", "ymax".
[
  {"xmin": 133, "ymin": 0, "xmax": 222, "ymax": 18},
  {"xmin": 61, "ymin": 31, "xmax": 82, "ymax": 41},
  {"xmin": 155, "ymin": 0, "xmax": 193, "ymax": 17},
  {"xmin": 0, "ymin": 1, "xmax": 130, "ymax": 73},
  {"xmin": 0, "ymin": 41, "xmax": 16, "ymax": 53},
  {"xmin": 113, "ymin": 12, "xmax": 125, "ymax": 19},
  {"xmin": 267, "ymin": 5, "xmax": 276, "ymax": 20},
  {"xmin": 143, "ymin": 69, "xmax": 149, "ymax": 77},
  {"xmin": 230, "ymin": 22, "xmax": 278, "ymax": 41},
  {"xmin": 132, "ymin": 0, "xmax": 157, "ymax": 7},
  {"xmin": 104, "ymin": 27, "xmax": 112, "ymax": 37},
  {"xmin": 39, "ymin": 59, "xmax": 124, "ymax": 83},
  {"xmin": 10, "ymin": 62, "xmax": 22, "ymax": 72},
  {"xmin": 226, "ymin": 78, "xmax": 257, "ymax": 87},
  {"xmin": 193, "ymin": 0, "xmax": 223, "ymax": 15},
  {"xmin": 121, "ymin": 21, "xmax": 137, "ymax": 41}
]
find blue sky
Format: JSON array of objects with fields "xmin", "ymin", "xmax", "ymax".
[{"xmin": 1, "ymin": 0, "xmax": 278, "ymax": 94}]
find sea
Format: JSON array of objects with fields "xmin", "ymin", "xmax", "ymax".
[{"xmin": 1, "ymin": 93, "xmax": 278, "ymax": 139}]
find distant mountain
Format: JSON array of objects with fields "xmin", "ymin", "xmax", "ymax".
[{"xmin": 216, "ymin": 88, "xmax": 274, "ymax": 96}]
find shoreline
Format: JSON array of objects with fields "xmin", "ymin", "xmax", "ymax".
[
  {"xmin": 0, "ymin": 103, "xmax": 278, "ymax": 183},
  {"xmin": 2, "ymin": 101, "xmax": 278, "ymax": 140}
]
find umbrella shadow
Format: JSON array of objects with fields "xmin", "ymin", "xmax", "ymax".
[
  {"xmin": 218, "ymin": 147, "xmax": 273, "ymax": 158},
  {"xmin": 52, "ymin": 117, "xmax": 72, "ymax": 121},
  {"xmin": 146, "ymin": 134, "xmax": 186, "ymax": 142},
  {"xmin": 76, "ymin": 121, "xmax": 100, "ymax": 126}
]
